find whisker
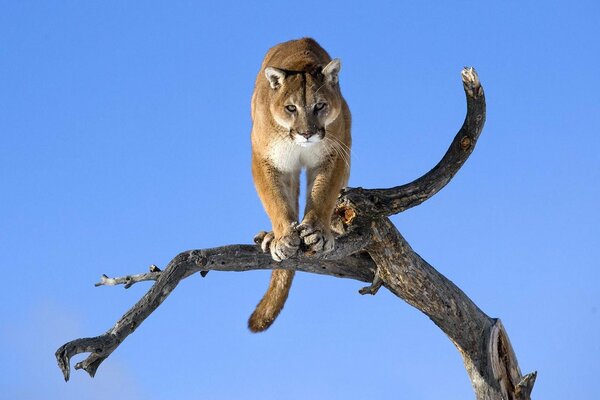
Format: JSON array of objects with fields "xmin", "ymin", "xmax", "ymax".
[
  {"xmin": 323, "ymin": 137, "xmax": 338, "ymax": 161},
  {"xmin": 324, "ymin": 132, "xmax": 352, "ymax": 164},
  {"xmin": 328, "ymin": 134, "xmax": 352, "ymax": 155},
  {"xmin": 325, "ymin": 137, "xmax": 350, "ymax": 169}
]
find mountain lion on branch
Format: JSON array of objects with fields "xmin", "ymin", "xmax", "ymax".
[{"xmin": 249, "ymin": 38, "xmax": 351, "ymax": 332}]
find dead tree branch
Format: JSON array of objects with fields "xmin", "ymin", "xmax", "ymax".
[{"xmin": 56, "ymin": 68, "xmax": 536, "ymax": 400}]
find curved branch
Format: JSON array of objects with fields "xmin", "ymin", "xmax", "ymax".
[
  {"xmin": 56, "ymin": 233, "xmax": 376, "ymax": 381},
  {"xmin": 339, "ymin": 67, "xmax": 486, "ymax": 218}
]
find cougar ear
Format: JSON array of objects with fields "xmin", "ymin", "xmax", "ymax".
[
  {"xmin": 322, "ymin": 58, "xmax": 341, "ymax": 85},
  {"xmin": 264, "ymin": 67, "xmax": 286, "ymax": 89}
]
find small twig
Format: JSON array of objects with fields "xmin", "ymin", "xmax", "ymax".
[
  {"xmin": 95, "ymin": 272, "xmax": 160, "ymax": 288},
  {"xmin": 358, "ymin": 268, "xmax": 383, "ymax": 295},
  {"xmin": 94, "ymin": 265, "xmax": 163, "ymax": 288}
]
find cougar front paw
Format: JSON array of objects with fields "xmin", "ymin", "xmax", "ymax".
[
  {"xmin": 271, "ymin": 230, "xmax": 300, "ymax": 262},
  {"xmin": 297, "ymin": 222, "xmax": 334, "ymax": 255},
  {"xmin": 256, "ymin": 229, "xmax": 300, "ymax": 262}
]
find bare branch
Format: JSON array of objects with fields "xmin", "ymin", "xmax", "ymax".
[
  {"xmin": 56, "ymin": 69, "xmax": 535, "ymax": 399},
  {"xmin": 338, "ymin": 67, "xmax": 486, "ymax": 218},
  {"xmin": 56, "ymin": 234, "xmax": 377, "ymax": 381}
]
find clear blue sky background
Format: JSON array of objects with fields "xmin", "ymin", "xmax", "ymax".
[{"xmin": 1, "ymin": 1, "xmax": 598, "ymax": 399}]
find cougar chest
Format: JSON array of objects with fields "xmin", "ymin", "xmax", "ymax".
[{"xmin": 268, "ymin": 140, "xmax": 327, "ymax": 173}]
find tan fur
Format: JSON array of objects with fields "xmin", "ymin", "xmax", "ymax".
[{"xmin": 249, "ymin": 38, "xmax": 351, "ymax": 332}]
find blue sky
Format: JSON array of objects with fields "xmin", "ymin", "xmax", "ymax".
[{"xmin": 1, "ymin": 1, "xmax": 598, "ymax": 399}]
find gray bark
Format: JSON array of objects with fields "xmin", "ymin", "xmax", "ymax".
[{"xmin": 55, "ymin": 68, "xmax": 536, "ymax": 399}]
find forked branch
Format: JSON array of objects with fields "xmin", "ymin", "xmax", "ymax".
[{"xmin": 56, "ymin": 68, "xmax": 535, "ymax": 400}]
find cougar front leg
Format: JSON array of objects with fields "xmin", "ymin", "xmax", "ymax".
[
  {"xmin": 252, "ymin": 156, "xmax": 300, "ymax": 261},
  {"xmin": 299, "ymin": 157, "xmax": 348, "ymax": 255}
]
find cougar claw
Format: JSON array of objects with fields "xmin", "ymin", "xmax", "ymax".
[
  {"xmin": 297, "ymin": 222, "xmax": 334, "ymax": 255},
  {"xmin": 255, "ymin": 231, "xmax": 274, "ymax": 253}
]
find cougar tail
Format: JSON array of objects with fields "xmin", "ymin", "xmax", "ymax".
[{"xmin": 248, "ymin": 270, "xmax": 295, "ymax": 332}]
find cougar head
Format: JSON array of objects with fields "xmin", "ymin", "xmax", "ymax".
[{"xmin": 265, "ymin": 59, "xmax": 342, "ymax": 147}]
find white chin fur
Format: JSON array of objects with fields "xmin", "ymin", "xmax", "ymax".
[{"xmin": 294, "ymin": 135, "xmax": 321, "ymax": 147}]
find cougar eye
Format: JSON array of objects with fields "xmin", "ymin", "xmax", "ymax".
[
  {"xmin": 285, "ymin": 105, "xmax": 297, "ymax": 113},
  {"xmin": 315, "ymin": 102, "xmax": 327, "ymax": 111}
]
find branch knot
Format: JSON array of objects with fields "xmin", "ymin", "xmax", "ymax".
[
  {"xmin": 189, "ymin": 250, "xmax": 208, "ymax": 267},
  {"xmin": 460, "ymin": 136, "xmax": 472, "ymax": 151}
]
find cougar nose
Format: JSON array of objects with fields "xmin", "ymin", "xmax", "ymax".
[{"xmin": 299, "ymin": 131, "xmax": 315, "ymax": 139}]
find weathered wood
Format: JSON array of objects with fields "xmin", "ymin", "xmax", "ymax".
[
  {"xmin": 56, "ymin": 243, "xmax": 377, "ymax": 380},
  {"xmin": 56, "ymin": 68, "xmax": 535, "ymax": 399},
  {"xmin": 489, "ymin": 319, "xmax": 537, "ymax": 400},
  {"xmin": 365, "ymin": 217, "xmax": 536, "ymax": 399},
  {"xmin": 338, "ymin": 67, "xmax": 486, "ymax": 219}
]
